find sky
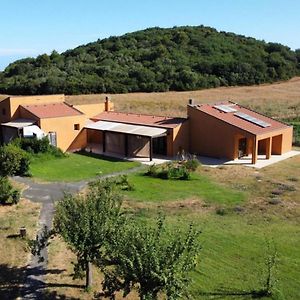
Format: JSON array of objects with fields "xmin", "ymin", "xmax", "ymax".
[{"xmin": 1, "ymin": 0, "xmax": 300, "ymax": 71}]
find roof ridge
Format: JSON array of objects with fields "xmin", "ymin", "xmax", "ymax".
[{"xmin": 102, "ymin": 110, "xmax": 185, "ymax": 120}]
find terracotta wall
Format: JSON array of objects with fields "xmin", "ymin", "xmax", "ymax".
[
  {"xmin": 256, "ymin": 126, "xmax": 293, "ymax": 155},
  {"xmin": 73, "ymin": 103, "xmax": 107, "ymax": 118},
  {"xmin": 171, "ymin": 121, "xmax": 190, "ymax": 156},
  {"xmin": 68, "ymin": 128, "xmax": 88, "ymax": 152},
  {"xmin": 188, "ymin": 105, "xmax": 252, "ymax": 159},
  {"xmin": 39, "ymin": 114, "xmax": 86, "ymax": 152}
]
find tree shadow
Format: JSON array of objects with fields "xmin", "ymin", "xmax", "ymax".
[{"xmin": 0, "ymin": 264, "xmax": 83, "ymax": 300}]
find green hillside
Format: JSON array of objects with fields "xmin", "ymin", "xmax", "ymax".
[{"xmin": 1, "ymin": 25, "xmax": 299, "ymax": 95}]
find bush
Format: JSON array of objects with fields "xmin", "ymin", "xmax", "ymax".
[
  {"xmin": 184, "ymin": 158, "xmax": 200, "ymax": 171},
  {"xmin": 145, "ymin": 162, "xmax": 191, "ymax": 180},
  {"xmin": 0, "ymin": 144, "xmax": 31, "ymax": 176},
  {"xmin": 48, "ymin": 145, "xmax": 66, "ymax": 158},
  {"xmin": 0, "ymin": 176, "xmax": 21, "ymax": 205},
  {"xmin": 12, "ymin": 137, "xmax": 50, "ymax": 153}
]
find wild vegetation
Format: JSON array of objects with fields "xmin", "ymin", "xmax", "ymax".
[{"xmin": 1, "ymin": 26, "xmax": 299, "ymax": 95}]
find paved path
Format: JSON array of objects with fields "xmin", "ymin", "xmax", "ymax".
[{"xmin": 14, "ymin": 165, "xmax": 145, "ymax": 299}]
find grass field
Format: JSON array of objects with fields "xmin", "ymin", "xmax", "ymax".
[
  {"xmin": 30, "ymin": 152, "xmax": 140, "ymax": 182},
  {"xmin": 124, "ymin": 172, "xmax": 245, "ymax": 205},
  {"xmin": 66, "ymin": 76, "xmax": 300, "ymax": 120},
  {"xmin": 43, "ymin": 155, "xmax": 299, "ymax": 299},
  {"xmin": 0, "ymin": 199, "xmax": 40, "ymax": 299}
]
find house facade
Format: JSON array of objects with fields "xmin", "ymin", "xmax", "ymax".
[
  {"xmin": 0, "ymin": 94, "xmax": 113, "ymax": 151},
  {"xmin": 0, "ymin": 95, "xmax": 293, "ymax": 164}
]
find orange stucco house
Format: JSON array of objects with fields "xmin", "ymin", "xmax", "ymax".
[
  {"xmin": 0, "ymin": 94, "xmax": 113, "ymax": 152},
  {"xmin": 187, "ymin": 100, "xmax": 293, "ymax": 164},
  {"xmin": 0, "ymin": 95, "xmax": 293, "ymax": 164}
]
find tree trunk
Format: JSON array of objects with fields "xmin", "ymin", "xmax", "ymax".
[{"xmin": 85, "ymin": 261, "xmax": 93, "ymax": 289}]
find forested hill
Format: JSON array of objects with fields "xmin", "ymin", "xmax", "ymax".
[{"xmin": 1, "ymin": 26, "xmax": 300, "ymax": 95}]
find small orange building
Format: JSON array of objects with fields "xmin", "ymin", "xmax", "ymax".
[
  {"xmin": 0, "ymin": 94, "xmax": 113, "ymax": 151},
  {"xmin": 187, "ymin": 100, "xmax": 293, "ymax": 164}
]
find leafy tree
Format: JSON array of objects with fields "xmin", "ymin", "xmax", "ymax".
[
  {"xmin": 32, "ymin": 178, "xmax": 124, "ymax": 289},
  {"xmin": 102, "ymin": 217, "xmax": 200, "ymax": 300}
]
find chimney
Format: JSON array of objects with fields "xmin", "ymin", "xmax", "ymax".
[
  {"xmin": 105, "ymin": 96, "xmax": 110, "ymax": 111},
  {"xmin": 188, "ymin": 98, "xmax": 194, "ymax": 106}
]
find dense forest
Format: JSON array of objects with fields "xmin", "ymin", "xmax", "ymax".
[{"xmin": 1, "ymin": 25, "xmax": 300, "ymax": 95}]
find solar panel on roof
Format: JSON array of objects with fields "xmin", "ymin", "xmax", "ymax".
[
  {"xmin": 234, "ymin": 112, "xmax": 271, "ymax": 128},
  {"xmin": 213, "ymin": 104, "xmax": 237, "ymax": 113}
]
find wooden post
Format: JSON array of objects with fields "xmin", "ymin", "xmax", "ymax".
[
  {"xmin": 149, "ymin": 137, "xmax": 153, "ymax": 161},
  {"xmin": 20, "ymin": 227, "xmax": 27, "ymax": 238},
  {"xmin": 102, "ymin": 131, "xmax": 106, "ymax": 153},
  {"xmin": 125, "ymin": 134, "xmax": 128, "ymax": 157},
  {"xmin": 266, "ymin": 137, "xmax": 272, "ymax": 159},
  {"xmin": 252, "ymin": 136, "xmax": 258, "ymax": 165}
]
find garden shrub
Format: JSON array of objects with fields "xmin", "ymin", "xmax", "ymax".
[
  {"xmin": 184, "ymin": 158, "xmax": 200, "ymax": 171},
  {"xmin": 0, "ymin": 176, "xmax": 21, "ymax": 205},
  {"xmin": 145, "ymin": 161, "xmax": 191, "ymax": 180},
  {"xmin": 12, "ymin": 137, "xmax": 50, "ymax": 153},
  {"xmin": 0, "ymin": 144, "xmax": 31, "ymax": 176}
]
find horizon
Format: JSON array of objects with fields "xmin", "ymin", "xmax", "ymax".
[{"xmin": 1, "ymin": 0, "xmax": 300, "ymax": 71}]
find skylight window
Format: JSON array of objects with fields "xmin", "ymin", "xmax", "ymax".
[
  {"xmin": 213, "ymin": 104, "xmax": 237, "ymax": 113},
  {"xmin": 234, "ymin": 112, "xmax": 271, "ymax": 128}
]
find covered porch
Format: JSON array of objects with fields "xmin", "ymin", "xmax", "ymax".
[
  {"xmin": 234, "ymin": 133, "xmax": 284, "ymax": 164},
  {"xmin": 85, "ymin": 121, "xmax": 168, "ymax": 162}
]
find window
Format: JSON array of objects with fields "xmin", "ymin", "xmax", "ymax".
[
  {"xmin": 2, "ymin": 108, "xmax": 6, "ymax": 115},
  {"xmin": 74, "ymin": 124, "xmax": 80, "ymax": 130}
]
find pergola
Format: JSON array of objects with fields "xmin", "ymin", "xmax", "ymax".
[{"xmin": 85, "ymin": 121, "xmax": 167, "ymax": 161}]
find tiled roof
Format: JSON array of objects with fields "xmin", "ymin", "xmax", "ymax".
[
  {"xmin": 21, "ymin": 102, "xmax": 83, "ymax": 119},
  {"xmin": 193, "ymin": 101, "xmax": 290, "ymax": 135},
  {"xmin": 92, "ymin": 111, "xmax": 186, "ymax": 129}
]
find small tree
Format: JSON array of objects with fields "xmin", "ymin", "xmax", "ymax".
[
  {"xmin": 0, "ymin": 176, "xmax": 20, "ymax": 204},
  {"xmin": 103, "ymin": 217, "xmax": 200, "ymax": 299},
  {"xmin": 54, "ymin": 179, "xmax": 124, "ymax": 289},
  {"xmin": 0, "ymin": 144, "xmax": 30, "ymax": 177}
]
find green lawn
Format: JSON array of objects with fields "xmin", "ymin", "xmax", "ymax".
[
  {"xmin": 30, "ymin": 152, "xmax": 140, "ymax": 182},
  {"xmin": 174, "ymin": 213, "xmax": 299, "ymax": 300},
  {"xmin": 125, "ymin": 172, "xmax": 245, "ymax": 205}
]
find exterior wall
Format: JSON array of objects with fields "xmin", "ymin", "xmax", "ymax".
[
  {"xmin": 39, "ymin": 114, "xmax": 86, "ymax": 152},
  {"xmin": 0, "ymin": 98, "xmax": 12, "ymax": 123},
  {"xmin": 171, "ymin": 121, "xmax": 190, "ymax": 156},
  {"xmin": 87, "ymin": 129, "xmax": 103, "ymax": 144},
  {"xmin": 68, "ymin": 128, "xmax": 88, "ymax": 152},
  {"xmin": 9, "ymin": 95, "xmax": 65, "ymax": 119},
  {"xmin": 257, "ymin": 126, "xmax": 293, "ymax": 155},
  {"xmin": 188, "ymin": 105, "xmax": 253, "ymax": 159},
  {"xmin": 73, "ymin": 103, "xmax": 107, "ymax": 118},
  {"xmin": 280, "ymin": 126, "xmax": 293, "ymax": 153}
]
